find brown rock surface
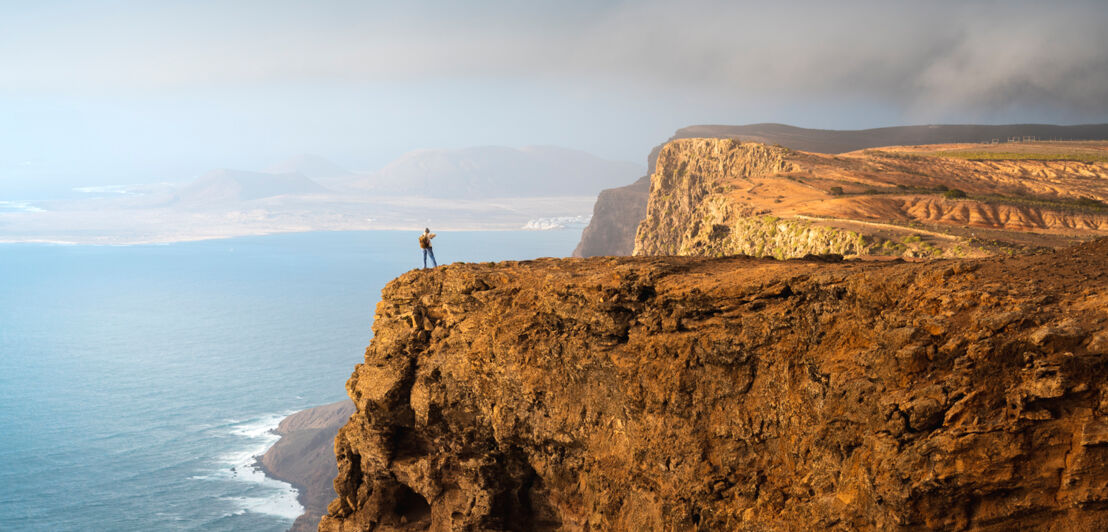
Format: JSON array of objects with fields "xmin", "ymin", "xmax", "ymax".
[
  {"xmin": 572, "ymin": 176, "xmax": 650, "ymax": 257},
  {"xmin": 259, "ymin": 400, "xmax": 354, "ymax": 532},
  {"xmin": 321, "ymin": 238, "xmax": 1108, "ymax": 531},
  {"xmin": 633, "ymin": 139, "xmax": 1108, "ymax": 259},
  {"xmin": 574, "ymin": 123, "xmax": 1108, "ymax": 257}
]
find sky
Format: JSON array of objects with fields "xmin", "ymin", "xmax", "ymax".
[{"xmin": 2, "ymin": 0, "xmax": 1107, "ymax": 198}]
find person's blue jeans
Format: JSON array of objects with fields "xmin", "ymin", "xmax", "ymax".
[{"xmin": 423, "ymin": 248, "xmax": 437, "ymax": 268}]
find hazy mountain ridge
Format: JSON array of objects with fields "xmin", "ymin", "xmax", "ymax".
[
  {"xmin": 173, "ymin": 168, "xmax": 329, "ymax": 204},
  {"xmin": 1, "ymin": 145, "xmax": 637, "ymax": 244},
  {"xmin": 266, "ymin": 154, "xmax": 357, "ymax": 183}
]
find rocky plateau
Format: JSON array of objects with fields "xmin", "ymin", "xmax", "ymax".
[
  {"xmin": 633, "ymin": 139, "xmax": 1108, "ymax": 259},
  {"xmin": 320, "ymin": 238, "xmax": 1108, "ymax": 531},
  {"xmin": 576, "ymin": 123, "xmax": 1108, "ymax": 258}
]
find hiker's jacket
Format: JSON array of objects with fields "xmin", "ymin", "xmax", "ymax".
[{"xmin": 419, "ymin": 233, "xmax": 436, "ymax": 249}]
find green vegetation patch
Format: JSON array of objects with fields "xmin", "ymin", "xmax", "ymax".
[
  {"xmin": 929, "ymin": 151, "xmax": 1108, "ymax": 163},
  {"xmin": 969, "ymin": 193, "xmax": 1108, "ymax": 214}
]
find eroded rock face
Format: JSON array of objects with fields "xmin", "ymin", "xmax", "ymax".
[
  {"xmin": 321, "ymin": 239, "xmax": 1108, "ymax": 531},
  {"xmin": 572, "ymin": 176, "xmax": 650, "ymax": 257},
  {"xmin": 572, "ymin": 123, "xmax": 1108, "ymax": 258},
  {"xmin": 633, "ymin": 139, "xmax": 1108, "ymax": 259}
]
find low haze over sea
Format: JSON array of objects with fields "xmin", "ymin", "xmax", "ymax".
[{"xmin": 0, "ymin": 230, "xmax": 579, "ymax": 532}]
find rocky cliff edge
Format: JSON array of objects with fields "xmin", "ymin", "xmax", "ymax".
[
  {"xmin": 321, "ymin": 238, "xmax": 1108, "ymax": 531},
  {"xmin": 633, "ymin": 139, "xmax": 1108, "ymax": 259}
]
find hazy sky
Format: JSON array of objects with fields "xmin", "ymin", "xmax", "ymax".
[{"xmin": 2, "ymin": 0, "xmax": 1107, "ymax": 197}]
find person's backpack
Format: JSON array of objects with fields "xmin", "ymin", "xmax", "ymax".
[{"xmin": 419, "ymin": 234, "xmax": 430, "ymax": 248}]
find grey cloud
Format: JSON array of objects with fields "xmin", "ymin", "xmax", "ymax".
[{"xmin": 2, "ymin": 0, "xmax": 1105, "ymax": 117}]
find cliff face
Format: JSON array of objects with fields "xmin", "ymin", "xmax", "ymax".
[
  {"xmin": 573, "ymin": 123, "xmax": 1108, "ymax": 257},
  {"xmin": 259, "ymin": 400, "xmax": 354, "ymax": 532},
  {"xmin": 633, "ymin": 139, "xmax": 1108, "ymax": 259},
  {"xmin": 572, "ymin": 176, "xmax": 650, "ymax": 257},
  {"xmin": 633, "ymin": 140, "xmax": 800, "ymax": 257},
  {"xmin": 321, "ymin": 239, "xmax": 1108, "ymax": 531}
]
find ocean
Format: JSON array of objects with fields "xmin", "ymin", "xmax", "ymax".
[{"xmin": 0, "ymin": 230, "xmax": 581, "ymax": 531}]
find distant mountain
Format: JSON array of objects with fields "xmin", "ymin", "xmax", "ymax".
[
  {"xmin": 266, "ymin": 154, "xmax": 355, "ymax": 182},
  {"xmin": 174, "ymin": 169, "xmax": 327, "ymax": 204},
  {"xmin": 348, "ymin": 145, "xmax": 644, "ymax": 198}
]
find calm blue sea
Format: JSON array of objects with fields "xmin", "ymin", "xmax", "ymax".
[{"xmin": 0, "ymin": 230, "xmax": 580, "ymax": 532}]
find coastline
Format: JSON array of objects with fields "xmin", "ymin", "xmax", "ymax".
[
  {"xmin": 257, "ymin": 400, "xmax": 355, "ymax": 532},
  {"xmin": 0, "ymin": 223, "xmax": 584, "ymax": 247},
  {"xmin": 0, "ymin": 194, "xmax": 598, "ymax": 246},
  {"xmin": 254, "ymin": 459, "xmax": 315, "ymax": 532}
]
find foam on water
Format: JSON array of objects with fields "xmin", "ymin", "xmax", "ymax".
[
  {"xmin": 522, "ymin": 215, "xmax": 591, "ymax": 230},
  {"xmin": 198, "ymin": 414, "xmax": 304, "ymax": 520},
  {"xmin": 227, "ymin": 413, "xmax": 292, "ymax": 439}
]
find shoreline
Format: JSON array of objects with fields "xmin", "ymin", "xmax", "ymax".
[
  {"xmin": 254, "ymin": 457, "xmax": 314, "ymax": 532},
  {"xmin": 256, "ymin": 400, "xmax": 355, "ymax": 532},
  {"xmin": 219, "ymin": 412, "xmax": 305, "ymax": 522},
  {"xmin": 0, "ymin": 224, "xmax": 584, "ymax": 247}
]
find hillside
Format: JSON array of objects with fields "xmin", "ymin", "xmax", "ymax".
[
  {"xmin": 174, "ymin": 169, "xmax": 327, "ymax": 205},
  {"xmin": 266, "ymin": 154, "xmax": 357, "ymax": 184},
  {"xmin": 320, "ymin": 239, "xmax": 1108, "ymax": 530},
  {"xmin": 258, "ymin": 400, "xmax": 354, "ymax": 532},
  {"xmin": 633, "ymin": 139, "xmax": 1108, "ymax": 259},
  {"xmin": 574, "ymin": 123, "xmax": 1108, "ymax": 257}
]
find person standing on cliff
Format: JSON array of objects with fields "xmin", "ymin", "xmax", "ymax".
[{"xmin": 419, "ymin": 228, "xmax": 437, "ymax": 269}]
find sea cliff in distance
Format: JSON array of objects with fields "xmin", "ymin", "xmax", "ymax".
[
  {"xmin": 632, "ymin": 138, "xmax": 1108, "ymax": 259},
  {"xmin": 575, "ymin": 122, "xmax": 1108, "ymax": 257}
]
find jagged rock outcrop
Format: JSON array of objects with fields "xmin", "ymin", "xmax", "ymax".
[
  {"xmin": 321, "ymin": 239, "xmax": 1108, "ymax": 531},
  {"xmin": 260, "ymin": 400, "xmax": 354, "ymax": 532},
  {"xmin": 633, "ymin": 138, "xmax": 1108, "ymax": 259},
  {"xmin": 633, "ymin": 140, "xmax": 800, "ymax": 257},
  {"xmin": 574, "ymin": 123, "xmax": 1108, "ymax": 257}
]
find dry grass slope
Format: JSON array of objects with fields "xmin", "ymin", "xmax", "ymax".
[{"xmin": 633, "ymin": 139, "xmax": 1108, "ymax": 260}]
